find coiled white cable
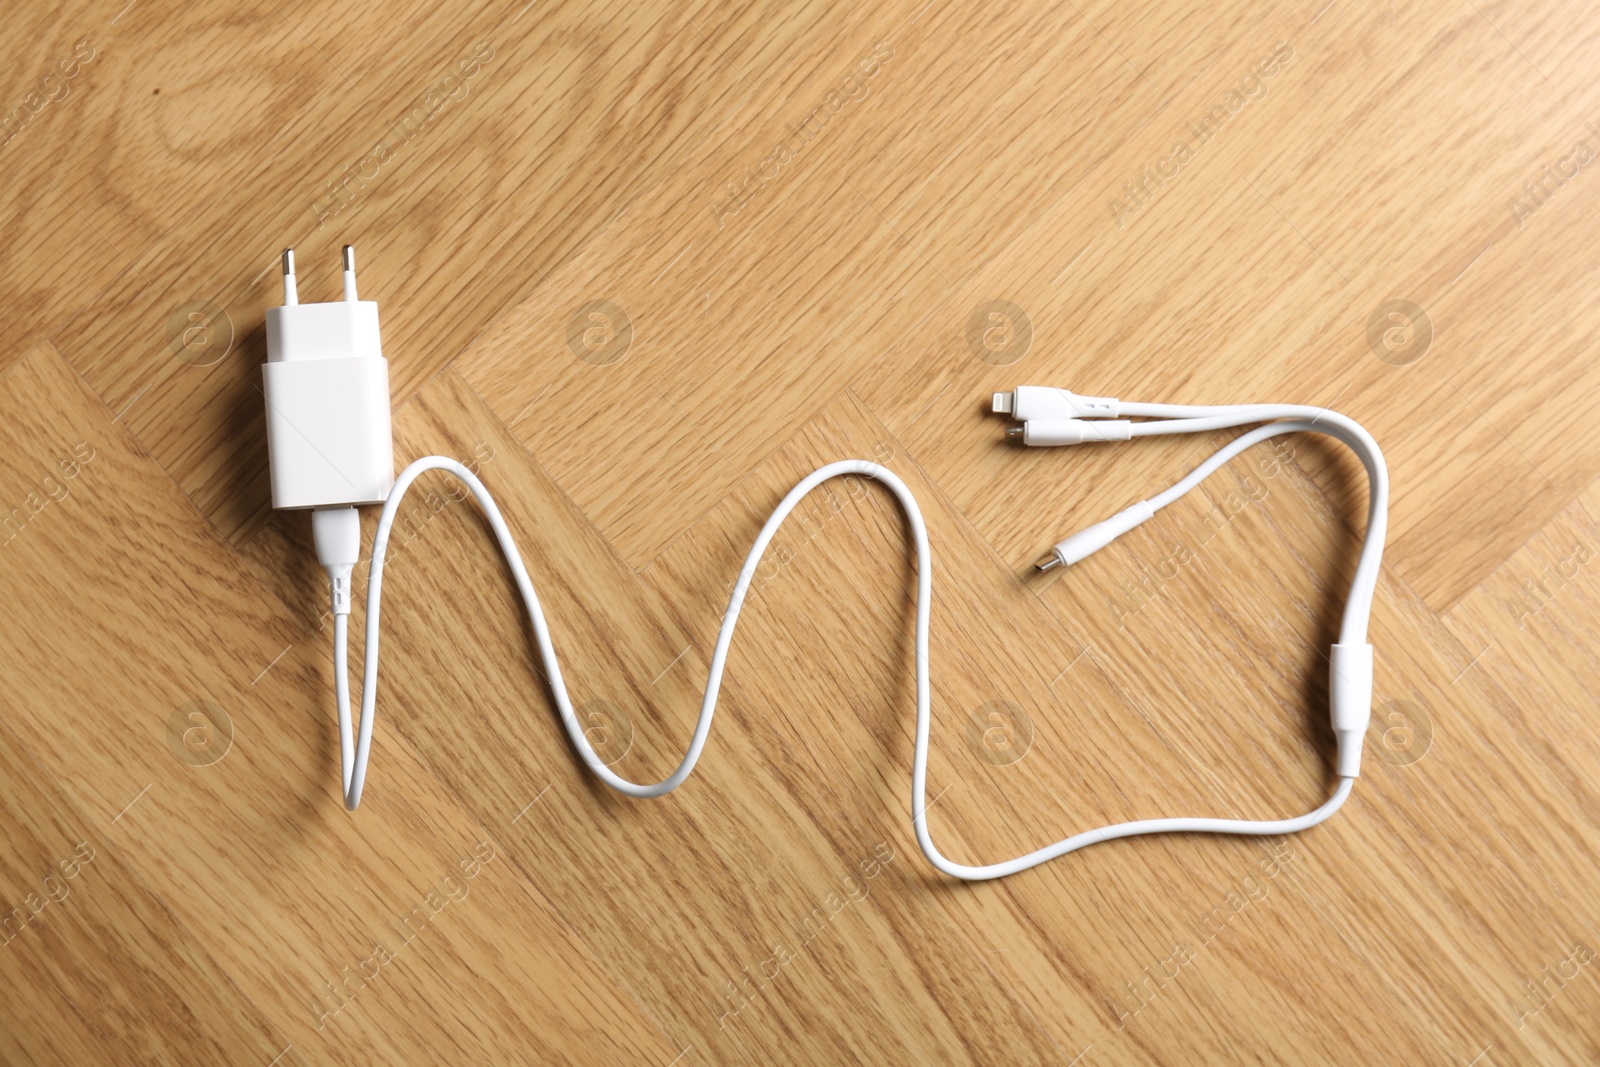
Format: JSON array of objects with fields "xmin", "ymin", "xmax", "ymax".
[{"xmin": 316, "ymin": 390, "xmax": 1387, "ymax": 881}]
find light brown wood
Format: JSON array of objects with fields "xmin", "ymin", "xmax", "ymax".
[{"xmin": 2, "ymin": 0, "xmax": 1599, "ymax": 1062}]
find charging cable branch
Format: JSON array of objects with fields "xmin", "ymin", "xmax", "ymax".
[{"xmin": 266, "ymin": 253, "xmax": 1387, "ymax": 881}]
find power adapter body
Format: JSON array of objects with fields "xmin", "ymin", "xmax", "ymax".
[{"xmin": 262, "ymin": 247, "xmax": 394, "ymax": 510}]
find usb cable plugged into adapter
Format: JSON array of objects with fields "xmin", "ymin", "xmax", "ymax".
[{"xmin": 264, "ymin": 248, "xmax": 1388, "ymax": 880}]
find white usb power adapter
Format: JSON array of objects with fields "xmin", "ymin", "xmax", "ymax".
[{"xmin": 262, "ymin": 246, "xmax": 394, "ymax": 511}]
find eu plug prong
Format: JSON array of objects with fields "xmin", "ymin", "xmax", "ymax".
[
  {"xmin": 281, "ymin": 249, "xmax": 298, "ymax": 305},
  {"xmin": 342, "ymin": 244, "xmax": 357, "ymax": 302}
]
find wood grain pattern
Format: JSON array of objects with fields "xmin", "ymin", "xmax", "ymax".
[{"xmin": 2, "ymin": 0, "xmax": 1598, "ymax": 1061}]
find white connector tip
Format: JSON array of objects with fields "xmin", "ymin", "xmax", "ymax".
[{"xmin": 992, "ymin": 391, "xmax": 1014, "ymax": 415}]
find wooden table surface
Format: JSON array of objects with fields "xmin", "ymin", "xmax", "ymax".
[{"xmin": 3, "ymin": 0, "xmax": 1599, "ymax": 1062}]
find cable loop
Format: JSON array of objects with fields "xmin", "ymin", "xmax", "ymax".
[{"xmin": 331, "ymin": 401, "xmax": 1386, "ymax": 881}]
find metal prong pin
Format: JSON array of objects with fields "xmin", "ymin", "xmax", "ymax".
[
  {"xmin": 342, "ymin": 244, "xmax": 357, "ymax": 302},
  {"xmin": 282, "ymin": 249, "xmax": 298, "ymax": 305}
]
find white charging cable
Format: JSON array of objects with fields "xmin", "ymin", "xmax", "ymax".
[{"xmin": 309, "ymin": 387, "xmax": 1386, "ymax": 881}]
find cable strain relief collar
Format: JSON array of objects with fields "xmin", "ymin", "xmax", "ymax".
[
  {"xmin": 1048, "ymin": 500, "xmax": 1156, "ymax": 567},
  {"xmin": 313, "ymin": 507, "xmax": 362, "ymax": 616},
  {"xmin": 328, "ymin": 564, "xmax": 354, "ymax": 616},
  {"xmin": 1330, "ymin": 643, "xmax": 1374, "ymax": 777}
]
